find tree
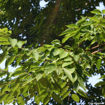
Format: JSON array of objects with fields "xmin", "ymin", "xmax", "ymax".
[
  {"xmin": 0, "ymin": 0, "xmax": 105, "ymax": 44},
  {"xmin": 0, "ymin": 9, "xmax": 105, "ymax": 104},
  {"xmin": 0, "ymin": 0, "xmax": 105, "ymax": 105}
]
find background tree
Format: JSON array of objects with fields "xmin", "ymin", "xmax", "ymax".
[{"xmin": 0, "ymin": 0, "xmax": 105, "ymax": 44}]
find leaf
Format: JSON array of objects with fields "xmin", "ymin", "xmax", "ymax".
[
  {"xmin": 43, "ymin": 95, "xmax": 51, "ymax": 105},
  {"xmin": 102, "ymin": 86, "xmax": 105, "ymax": 97},
  {"xmin": 63, "ymin": 68, "xmax": 77, "ymax": 83},
  {"xmin": 17, "ymin": 97, "xmax": 25, "ymax": 105},
  {"xmin": 0, "ymin": 50, "xmax": 8, "ymax": 63},
  {"xmin": 60, "ymin": 86, "xmax": 69, "ymax": 96},
  {"xmin": 45, "ymin": 64, "xmax": 56, "ymax": 75},
  {"xmin": 38, "ymin": 91, "xmax": 49, "ymax": 103},
  {"xmin": 0, "ymin": 37, "xmax": 9, "ymax": 42},
  {"xmin": 71, "ymin": 94, "xmax": 80, "ymax": 102},
  {"xmin": 74, "ymin": 55, "xmax": 80, "ymax": 62},
  {"xmin": 12, "ymin": 84, "xmax": 20, "ymax": 92},
  {"xmin": 16, "ymin": 41, "xmax": 26, "ymax": 48},
  {"xmin": 91, "ymin": 9, "xmax": 101, "ymax": 15},
  {"xmin": 39, "ymin": 78, "xmax": 51, "ymax": 88},
  {"xmin": 36, "ymin": 73, "xmax": 43, "ymax": 81},
  {"xmin": 62, "ymin": 91, "xmax": 71, "ymax": 99},
  {"xmin": 60, "ymin": 51, "xmax": 68, "ymax": 59},
  {"xmin": 0, "ymin": 28, "xmax": 11, "ymax": 37},
  {"xmin": 102, "ymin": 10, "xmax": 105, "ymax": 14},
  {"xmin": 0, "ymin": 41, "xmax": 10, "ymax": 45},
  {"xmin": 5, "ymin": 55, "xmax": 16, "ymax": 69},
  {"xmin": 95, "ymin": 81, "xmax": 105, "ymax": 87},
  {"xmin": 53, "ymin": 48, "xmax": 62, "ymax": 56},
  {"xmin": 63, "ymin": 68, "xmax": 75, "ymax": 74},
  {"xmin": 66, "ymin": 24, "xmax": 78, "ymax": 29},
  {"xmin": 0, "ymin": 70, "xmax": 7, "ymax": 77},
  {"xmin": 96, "ymin": 59, "xmax": 101, "ymax": 70},
  {"xmin": 62, "ymin": 62, "xmax": 73, "ymax": 68},
  {"xmin": 76, "ymin": 17, "xmax": 86, "ymax": 26},
  {"xmin": 8, "ymin": 38, "xmax": 17, "ymax": 47},
  {"xmin": 62, "ymin": 35, "xmax": 70, "ymax": 43},
  {"xmin": 0, "ymin": 94, "xmax": 9, "ymax": 103},
  {"xmin": 22, "ymin": 77, "xmax": 36, "ymax": 87},
  {"xmin": 78, "ymin": 77, "xmax": 86, "ymax": 91},
  {"xmin": 32, "ymin": 50, "xmax": 39, "ymax": 61},
  {"xmin": 52, "ymin": 93, "xmax": 62, "ymax": 104},
  {"xmin": 51, "ymin": 39, "xmax": 60, "ymax": 45},
  {"xmin": 1, "ymin": 85, "xmax": 10, "ymax": 94},
  {"xmin": 64, "ymin": 57, "xmax": 72, "ymax": 61},
  {"xmin": 11, "ymin": 67, "xmax": 25, "ymax": 77},
  {"xmin": 77, "ymin": 89, "xmax": 88, "ymax": 98}
]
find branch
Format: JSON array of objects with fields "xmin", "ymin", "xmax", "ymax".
[
  {"xmin": 88, "ymin": 42, "xmax": 105, "ymax": 54},
  {"xmin": 41, "ymin": 0, "xmax": 61, "ymax": 44}
]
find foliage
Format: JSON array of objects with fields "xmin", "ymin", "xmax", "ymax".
[
  {"xmin": 0, "ymin": 28, "xmax": 11, "ymax": 45},
  {"xmin": 0, "ymin": 0, "xmax": 104, "ymax": 44},
  {"xmin": 0, "ymin": 9, "xmax": 105, "ymax": 104}
]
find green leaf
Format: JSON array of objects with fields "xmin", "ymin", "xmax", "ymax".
[
  {"xmin": 43, "ymin": 95, "xmax": 51, "ymax": 105},
  {"xmin": 0, "ymin": 28, "xmax": 11, "ymax": 37},
  {"xmin": 91, "ymin": 9, "xmax": 101, "ymax": 15},
  {"xmin": 32, "ymin": 50, "xmax": 39, "ymax": 61},
  {"xmin": 60, "ymin": 51, "xmax": 68, "ymax": 59},
  {"xmin": 51, "ymin": 39, "xmax": 61, "ymax": 46},
  {"xmin": 63, "ymin": 68, "xmax": 77, "ymax": 83},
  {"xmin": 76, "ymin": 17, "xmax": 86, "ymax": 25},
  {"xmin": 62, "ymin": 62, "xmax": 73, "ymax": 68},
  {"xmin": 66, "ymin": 24, "xmax": 78, "ymax": 29},
  {"xmin": 0, "ymin": 37, "xmax": 9, "ymax": 42},
  {"xmin": 8, "ymin": 38, "xmax": 17, "ymax": 47},
  {"xmin": 102, "ymin": 10, "xmax": 105, "ymax": 14},
  {"xmin": 102, "ymin": 86, "xmax": 105, "ymax": 97},
  {"xmin": 60, "ymin": 86, "xmax": 69, "ymax": 96},
  {"xmin": 5, "ymin": 55, "xmax": 16, "ymax": 69},
  {"xmin": 62, "ymin": 91, "xmax": 71, "ymax": 99},
  {"xmin": 0, "ymin": 69, "xmax": 7, "ymax": 77},
  {"xmin": 1, "ymin": 85, "xmax": 10, "ymax": 94},
  {"xmin": 39, "ymin": 78, "xmax": 51, "ymax": 88},
  {"xmin": 45, "ymin": 64, "xmax": 56, "ymax": 75},
  {"xmin": 36, "ymin": 73, "xmax": 43, "ymax": 81},
  {"xmin": 0, "ymin": 50, "xmax": 8, "ymax": 64},
  {"xmin": 0, "ymin": 94, "xmax": 9, "ymax": 103},
  {"xmin": 95, "ymin": 81, "xmax": 105, "ymax": 87},
  {"xmin": 63, "ymin": 68, "xmax": 75, "ymax": 74},
  {"xmin": 74, "ymin": 55, "xmax": 80, "ymax": 62},
  {"xmin": 11, "ymin": 67, "xmax": 25, "ymax": 77},
  {"xmin": 71, "ymin": 94, "xmax": 80, "ymax": 102},
  {"xmin": 16, "ymin": 41, "xmax": 26, "ymax": 48},
  {"xmin": 52, "ymin": 93, "xmax": 62, "ymax": 104},
  {"xmin": 62, "ymin": 35, "xmax": 70, "ymax": 43},
  {"xmin": 22, "ymin": 77, "xmax": 36, "ymax": 87},
  {"xmin": 12, "ymin": 84, "xmax": 20, "ymax": 92},
  {"xmin": 0, "ymin": 41, "xmax": 10, "ymax": 45},
  {"xmin": 64, "ymin": 57, "xmax": 72, "ymax": 61},
  {"xmin": 17, "ymin": 97, "xmax": 25, "ymax": 105},
  {"xmin": 96, "ymin": 59, "xmax": 101, "ymax": 70},
  {"xmin": 77, "ymin": 89, "xmax": 88, "ymax": 98},
  {"xmin": 53, "ymin": 48, "xmax": 62, "ymax": 56}
]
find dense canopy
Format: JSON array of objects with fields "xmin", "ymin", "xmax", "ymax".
[
  {"xmin": 0, "ymin": 0, "xmax": 105, "ymax": 105},
  {"xmin": 0, "ymin": 0, "xmax": 105, "ymax": 44}
]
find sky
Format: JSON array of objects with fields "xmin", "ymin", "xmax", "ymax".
[
  {"xmin": 40, "ymin": 0, "xmax": 48, "ymax": 8},
  {"xmin": 0, "ymin": 1, "xmax": 105, "ymax": 105}
]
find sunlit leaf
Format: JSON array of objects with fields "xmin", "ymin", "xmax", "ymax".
[{"xmin": 71, "ymin": 94, "xmax": 80, "ymax": 102}]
